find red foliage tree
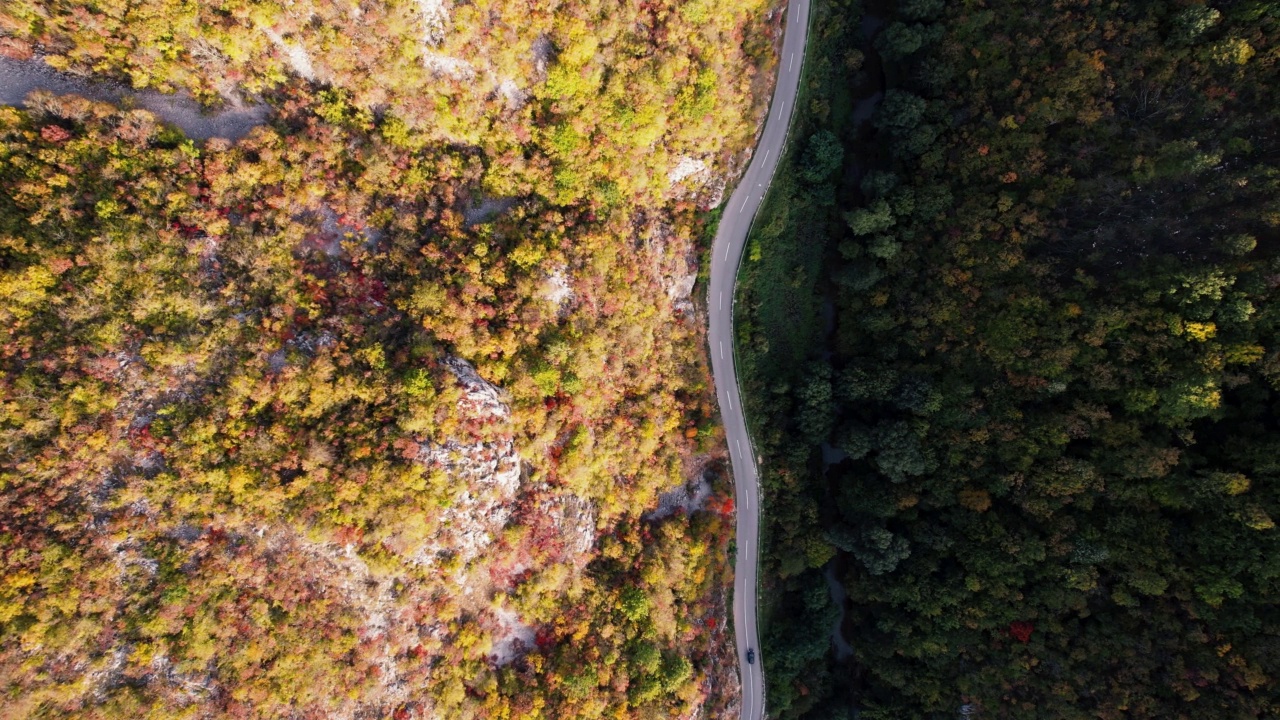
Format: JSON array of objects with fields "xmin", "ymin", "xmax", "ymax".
[{"xmin": 1008, "ymin": 621, "xmax": 1034, "ymax": 643}]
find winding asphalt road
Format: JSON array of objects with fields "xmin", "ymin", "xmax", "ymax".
[{"xmin": 710, "ymin": 1, "xmax": 810, "ymax": 718}]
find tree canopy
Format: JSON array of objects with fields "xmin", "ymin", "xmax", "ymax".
[
  {"xmin": 0, "ymin": 0, "xmax": 785, "ymax": 715},
  {"xmin": 736, "ymin": 0, "xmax": 1280, "ymax": 717}
]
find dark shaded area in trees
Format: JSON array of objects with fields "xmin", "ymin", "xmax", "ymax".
[{"xmin": 739, "ymin": 0, "xmax": 1280, "ymax": 717}]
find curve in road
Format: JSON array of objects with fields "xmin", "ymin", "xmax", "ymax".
[{"xmin": 709, "ymin": 1, "xmax": 811, "ymax": 718}]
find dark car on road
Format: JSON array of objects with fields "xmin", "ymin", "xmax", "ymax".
[{"xmin": 746, "ymin": 648, "xmax": 755, "ymax": 664}]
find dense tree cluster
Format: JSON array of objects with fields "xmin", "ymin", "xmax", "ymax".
[
  {"xmin": 737, "ymin": 0, "xmax": 1280, "ymax": 717},
  {"xmin": 0, "ymin": 0, "xmax": 784, "ymax": 716}
]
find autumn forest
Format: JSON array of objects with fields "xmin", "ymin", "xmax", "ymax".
[
  {"xmin": 5, "ymin": 0, "xmax": 1280, "ymax": 718},
  {"xmin": 0, "ymin": 0, "xmax": 782, "ymax": 717}
]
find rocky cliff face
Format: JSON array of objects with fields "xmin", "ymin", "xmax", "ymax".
[
  {"xmin": 406, "ymin": 357, "xmax": 602, "ymax": 671},
  {"xmin": 411, "ymin": 357, "xmax": 523, "ymax": 573}
]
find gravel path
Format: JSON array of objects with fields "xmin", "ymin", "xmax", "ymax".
[{"xmin": 0, "ymin": 56, "xmax": 268, "ymax": 140}]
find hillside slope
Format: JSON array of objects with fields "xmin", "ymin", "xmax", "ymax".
[{"xmin": 0, "ymin": 1, "xmax": 786, "ymax": 717}]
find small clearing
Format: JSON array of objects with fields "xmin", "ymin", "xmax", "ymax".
[
  {"xmin": 258, "ymin": 27, "xmax": 317, "ymax": 81},
  {"xmin": 463, "ymin": 196, "xmax": 517, "ymax": 226},
  {"xmin": 490, "ymin": 607, "xmax": 536, "ymax": 666}
]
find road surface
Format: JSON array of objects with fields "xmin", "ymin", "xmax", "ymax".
[{"xmin": 710, "ymin": 0, "xmax": 810, "ymax": 718}]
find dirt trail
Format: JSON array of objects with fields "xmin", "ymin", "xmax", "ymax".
[{"xmin": 0, "ymin": 57, "xmax": 268, "ymax": 140}]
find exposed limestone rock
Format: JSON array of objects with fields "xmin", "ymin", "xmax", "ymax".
[
  {"xmin": 422, "ymin": 52, "xmax": 475, "ymax": 80},
  {"xmin": 495, "ymin": 78, "xmax": 527, "ymax": 109},
  {"xmin": 442, "ymin": 356, "xmax": 509, "ymax": 421},
  {"xmin": 542, "ymin": 266, "xmax": 575, "ymax": 315},
  {"xmin": 667, "ymin": 268, "xmax": 698, "ymax": 304},
  {"xmin": 667, "ymin": 153, "xmax": 728, "ymax": 208},
  {"xmin": 489, "ymin": 607, "xmax": 536, "ymax": 666},
  {"xmin": 531, "ymin": 35, "xmax": 554, "ymax": 78},
  {"xmin": 410, "ymin": 357, "xmax": 521, "ymax": 571},
  {"xmin": 258, "ymin": 27, "xmax": 317, "ymax": 81},
  {"xmin": 415, "ymin": 0, "xmax": 451, "ymax": 46},
  {"xmin": 645, "ymin": 471, "xmax": 713, "ymax": 521},
  {"xmin": 667, "ymin": 156, "xmax": 709, "ymax": 187},
  {"xmin": 643, "ymin": 218, "xmax": 699, "ymax": 317},
  {"xmin": 412, "ymin": 0, "xmax": 474, "ymax": 78},
  {"xmin": 543, "ymin": 492, "xmax": 597, "ymax": 556}
]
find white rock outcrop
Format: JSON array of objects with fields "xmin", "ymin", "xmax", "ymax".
[
  {"xmin": 646, "ymin": 472, "xmax": 712, "ymax": 521},
  {"xmin": 442, "ymin": 355, "xmax": 509, "ymax": 421},
  {"xmin": 667, "ymin": 156, "xmax": 709, "ymax": 187},
  {"xmin": 542, "ymin": 266, "xmax": 574, "ymax": 315},
  {"xmin": 411, "ymin": 358, "xmax": 522, "ymax": 571},
  {"xmin": 643, "ymin": 218, "xmax": 699, "ymax": 317},
  {"xmin": 543, "ymin": 492, "xmax": 597, "ymax": 556},
  {"xmin": 495, "ymin": 78, "xmax": 527, "ymax": 109},
  {"xmin": 259, "ymin": 27, "xmax": 317, "ymax": 81},
  {"xmin": 490, "ymin": 607, "xmax": 536, "ymax": 666},
  {"xmin": 422, "ymin": 53, "xmax": 476, "ymax": 80},
  {"xmin": 416, "ymin": 0, "xmax": 451, "ymax": 46}
]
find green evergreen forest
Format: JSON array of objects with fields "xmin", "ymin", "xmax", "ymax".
[{"xmin": 737, "ymin": 0, "xmax": 1280, "ymax": 717}]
